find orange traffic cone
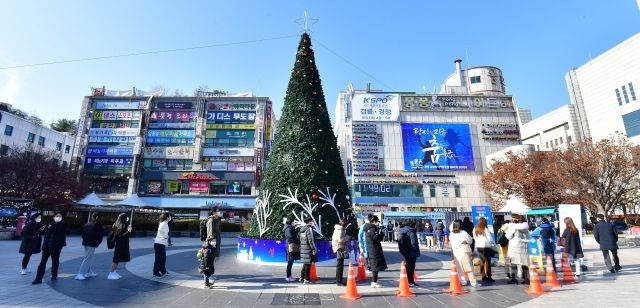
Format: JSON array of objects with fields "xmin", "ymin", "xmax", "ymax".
[
  {"xmin": 340, "ymin": 262, "xmax": 362, "ymax": 300},
  {"xmin": 525, "ymin": 263, "xmax": 546, "ymax": 295},
  {"xmin": 561, "ymin": 253, "xmax": 576, "ymax": 284},
  {"xmin": 413, "ymin": 269, "xmax": 418, "ymax": 283},
  {"xmin": 544, "ymin": 255, "xmax": 561, "ymax": 288},
  {"xmin": 395, "ymin": 261, "xmax": 416, "ymax": 297},
  {"xmin": 443, "ymin": 258, "xmax": 467, "ymax": 295},
  {"xmin": 310, "ymin": 263, "xmax": 319, "ymax": 282},
  {"xmin": 357, "ymin": 253, "xmax": 367, "ymax": 282},
  {"xmin": 444, "ymin": 235, "xmax": 450, "ymax": 246}
]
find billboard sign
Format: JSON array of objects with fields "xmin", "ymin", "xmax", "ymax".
[
  {"xmin": 95, "ymin": 101, "xmax": 145, "ymax": 110},
  {"xmin": 88, "ymin": 136, "xmax": 136, "ymax": 143},
  {"xmin": 85, "ymin": 146, "xmax": 134, "ymax": 156},
  {"xmin": 143, "ymin": 146, "xmax": 195, "ymax": 159},
  {"xmin": 148, "ymin": 122, "xmax": 196, "ymax": 129},
  {"xmin": 207, "ymin": 102, "xmax": 256, "ymax": 111},
  {"xmin": 150, "ymin": 111, "xmax": 196, "ymax": 122},
  {"xmin": 205, "ymin": 130, "xmax": 255, "ymax": 139},
  {"xmin": 206, "ymin": 111, "xmax": 256, "ymax": 123},
  {"xmin": 85, "ymin": 157, "xmax": 134, "ymax": 166},
  {"xmin": 146, "ymin": 137, "xmax": 195, "ymax": 144},
  {"xmin": 401, "ymin": 123, "xmax": 475, "ymax": 171},
  {"xmin": 147, "ymin": 130, "xmax": 195, "ymax": 138},
  {"xmin": 202, "ymin": 147, "xmax": 255, "ymax": 157},
  {"xmin": 351, "ymin": 93, "xmax": 400, "ymax": 121},
  {"xmin": 155, "ymin": 102, "xmax": 193, "ymax": 109},
  {"xmin": 92, "ymin": 111, "xmax": 141, "ymax": 121},
  {"xmin": 88, "ymin": 128, "xmax": 138, "ymax": 137},
  {"xmin": 472, "ymin": 205, "xmax": 493, "ymax": 226}
]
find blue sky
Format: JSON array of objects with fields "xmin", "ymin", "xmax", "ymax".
[{"xmin": 1, "ymin": 0, "xmax": 639, "ymax": 126}]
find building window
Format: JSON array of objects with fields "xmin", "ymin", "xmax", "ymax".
[
  {"xmin": 62, "ymin": 161, "xmax": 68, "ymax": 168},
  {"xmin": 429, "ymin": 185, "xmax": 436, "ymax": 197},
  {"xmin": 65, "ymin": 145, "xmax": 71, "ymax": 154},
  {"xmin": 4, "ymin": 125, "xmax": 13, "ymax": 136},
  {"xmin": 536, "ymin": 145, "xmax": 539, "ymax": 151},
  {"xmin": 454, "ymin": 185, "xmax": 461, "ymax": 198},
  {"xmin": 622, "ymin": 85, "xmax": 630, "ymax": 103},
  {"xmin": 567, "ymin": 136, "xmax": 572, "ymax": 143},
  {"xmin": 56, "ymin": 142, "xmax": 62, "ymax": 151},
  {"xmin": 630, "ymin": 82, "xmax": 637, "ymax": 101},
  {"xmin": 27, "ymin": 133, "xmax": 35, "ymax": 143},
  {"xmin": 545, "ymin": 141, "xmax": 549, "ymax": 149},
  {"xmin": 559, "ymin": 137, "xmax": 563, "ymax": 144},
  {"xmin": 0, "ymin": 144, "xmax": 8, "ymax": 156},
  {"xmin": 470, "ymin": 76, "xmax": 481, "ymax": 84},
  {"xmin": 555, "ymin": 139, "xmax": 558, "ymax": 146},
  {"xmin": 38, "ymin": 136, "xmax": 45, "ymax": 146},
  {"xmin": 616, "ymin": 88, "xmax": 623, "ymax": 106},
  {"xmin": 622, "ymin": 109, "xmax": 640, "ymax": 138}
]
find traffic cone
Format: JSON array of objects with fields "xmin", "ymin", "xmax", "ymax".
[
  {"xmin": 525, "ymin": 263, "xmax": 546, "ymax": 295},
  {"xmin": 444, "ymin": 235, "xmax": 450, "ymax": 246},
  {"xmin": 413, "ymin": 269, "xmax": 418, "ymax": 283},
  {"xmin": 395, "ymin": 261, "xmax": 416, "ymax": 297},
  {"xmin": 443, "ymin": 258, "xmax": 467, "ymax": 295},
  {"xmin": 544, "ymin": 255, "xmax": 561, "ymax": 288},
  {"xmin": 340, "ymin": 262, "xmax": 362, "ymax": 300},
  {"xmin": 561, "ymin": 253, "xmax": 576, "ymax": 284},
  {"xmin": 310, "ymin": 263, "xmax": 319, "ymax": 282},
  {"xmin": 357, "ymin": 253, "xmax": 367, "ymax": 282}
]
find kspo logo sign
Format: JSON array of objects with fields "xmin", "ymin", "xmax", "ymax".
[{"xmin": 362, "ymin": 95, "xmax": 395, "ymax": 104}]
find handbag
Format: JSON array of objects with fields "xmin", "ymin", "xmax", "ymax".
[
  {"xmin": 337, "ymin": 248, "xmax": 350, "ymax": 259},
  {"xmin": 107, "ymin": 231, "xmax": 115, "ymax": 250},
  {"xmin": 287, "ymin": 243, "xmax": 300, "ymax": 253}
]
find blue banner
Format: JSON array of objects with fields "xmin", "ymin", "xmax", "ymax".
[
  {"xmin": 148, "ymin": 122, "xmax": 196, "ymax": 129},
  {"xmin": 85, "ymin": 146, "xmax": 134, "ymax": 156},
  {"xmin": 147, "ymin": 130, "xmax": 195, "ymax": 138},
  {"xmin": 146, "ymin": 137, "xmax": 195, "ymax": 144},
  {"xmin": 85, "ymin": 157, "xmax": 134, "ymax": 166},
  {"xmin": 401, "ymin": 123, "xmax": 475, "ymax": 171},
  {"xmin": 472, "ymin": 205, "xmax": 493, "ymax": 226},
  {"xmin": 206, "ymin": 111, "xmax": 256, "ymax": 123}
]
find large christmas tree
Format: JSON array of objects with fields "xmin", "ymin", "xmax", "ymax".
[{"xmin": 247, "ymin": 33, "xmax": 357, "ymax": 239}]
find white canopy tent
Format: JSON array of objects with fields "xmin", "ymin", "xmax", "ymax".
[
  {"xmin": 499, "ymin": 195, "xmax": 530, "ymax": 214},
  {"xmin": 114, "ymin": 193, "xmax": 159, "ymax": 226},
  {"xmin": 75, "ymin": 192, "xmax": 108, "ymax": 222}
]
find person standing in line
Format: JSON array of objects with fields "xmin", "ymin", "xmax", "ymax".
[
  {"xmin": 19, "ymin": 212, "xmax": 43, "ymax": 275},
  {"xmin": 32, "ymin": 212, "xmax": 67, "ymax": 284},
  {"xmin": 108, "ymin": 213, "xmax": 132, "ymax": 280},
  {"xmin": 198, "ymin": 237, "xmax": 216, "ymax": 288},
  {"xmin": 206, "ymin": 208, "xmax": 222, "ymax": 258},
  {"xmin": 505, "ymin": 214, "xmax": 530, "ymax": 285},
  {"xmin": 473, "ymin": 217, "xmax": 495, "ymax": 283},
  {"xmin": 75, "ymin": 213, "xmax": 103, "ymax": 280},
  {"xmin": 531, "ymin": 217, "xmax": 556, "ymax": 272},
  {"xmin": 358, "ymin": 216, "xmax": 371, "ymax": 272},
  {"xmin": 461, "ymin": 217, "xmax": 475, "ymax": 251},
  {"xmin": 332, "ymin": 219, "xmax": 349, "ymax": 286},
  {"xmin": 365, "ymin": 216, "xmax": 387, "ymax": 288},
  {"xmin": 434, "ymin": 219, "xmax": 445, "ymax": 251},
  {"xmin": 299, "ymin": 217, "xmax": 316, "ymax": 285},
  {"xmin": 593, "ymin": 214, "xmax": 621, "ymax": 273},
  {"xmin": 398, "ymin": 220, "xmax": 420, "ymax": 287},
  {"xmin": 560, "ymin": 217, "xmax": 585, "ymax": 277},
  {"xmin": 283, "ymin": 216, "xmax": 300, "ymax": 282},
  {"xmin": 449, "ymin": 220, "xmax": 479, "ymax": 287},
  {"xmin": 167, "ymin": 212, "xmax": 174, "ymax": 247},
  {"xmin": 424, "ymin": 219, "xmax": 434, "ymax": 248},
  {"xmin": 153, "ymin": 213, "xmax": 170, "ymax": 277}
]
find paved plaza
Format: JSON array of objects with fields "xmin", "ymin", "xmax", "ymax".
[{"xmin": 0, "ymin": 235, "xmax": 638, "ymax": 308}]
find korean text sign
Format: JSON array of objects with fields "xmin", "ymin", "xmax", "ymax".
[
  {"xmin": 401, "ymin": 123, "xmax": 475, "ymax": 171},
  {"xmin": 206, "ymin": 111, "xmax": 256, "ymax": 123},
  {"xmin": 351, "ymin": 93, "xmax": 400, "ymax": 121}
]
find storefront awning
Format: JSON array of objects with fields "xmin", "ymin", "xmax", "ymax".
[
  {"xmin": 139, "ymin": 196, "xmax": 256, "ymax": 210},
  {"xmin": 526, "ymin": 207, "xmax": 556, "ymax": 216}
]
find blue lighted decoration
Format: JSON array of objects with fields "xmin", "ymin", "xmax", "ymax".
[{"xmin": 236, "ymin": 237, "xmax": 360, "ymax": 267}]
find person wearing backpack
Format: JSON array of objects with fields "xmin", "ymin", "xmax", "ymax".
[
  {"xmin": 398, "ymin": 220, "xmax": 420, "ymax": 287},
  {"xmin": 206, "ymin": 208, "xmax": 222, "ymax": 258},
  {"xmin": 75, "ymin": 213, "xmax": 103, "ymax": 280},
  {"xmin": 531, "ymin": 217, "xmax": 556, "ymax": 272}
]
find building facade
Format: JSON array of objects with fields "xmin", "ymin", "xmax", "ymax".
[
  {"xmin": 516, "ymin": 108, "xmax": 533, "ymax": 125},
  {"xmin": 73, "ymin": 91, "xmax": 275, "ymax": 217},
  {"xmin": 520, "ymin": 104, "xmax": 583, "ymax": 151},
  {"xmin": 0, "ymin": 103, "xmax": 75, "ymax": 166},
  {"xmin": 335, "ymin": 61, "xmax": 521, "ymax": 213},
  {"xmin": 565, "ymin": 32, "xmax": 640, "ymax": 143}
]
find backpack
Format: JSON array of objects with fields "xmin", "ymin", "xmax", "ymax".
[
  {"xmin": 496, "ymin": 230, "xmax": 508, "ymax": 246},
  {"xmin": 199, "ymin": 219, "xmax": 208, "ymax": 242}
]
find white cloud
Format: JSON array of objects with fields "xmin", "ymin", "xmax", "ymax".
[{"xmin": 0, "ymin": 68, "xmax": 27, "ymax": 103}]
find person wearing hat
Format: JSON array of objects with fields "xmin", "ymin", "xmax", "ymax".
[{"xmin": 198, "ymin": 237, "xmax": 217, "ymax": 288}]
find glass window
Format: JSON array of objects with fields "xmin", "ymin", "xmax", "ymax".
[
  {"xmin": 210, "ymin": 181, "xmax": 226, "ymax": 195},
  {"xmin": 4, "ymin": 125, "xmax": 13, "ymax": 136},
  {"xmin": 56, "ymin": 142, "xmax": 62, "ymax": 151},
  {"xmin": 567, "ymin": 136, "xmax": 572, "ymax": 143},
  {"xmin": 27, "ymin": 133, "xmax": 35, "ymax": 143},
  {"xmin": 559, "ymin": 137, "xmax": 563, "ymax": 144},
  {"xmin": 180, "ymin": 181, "xmax": 190, "ymax": 194},
  {"xmin": 545, "ymin": 141, "xmax": 549, "ymax": 149},
  {"xmin": 429, "ymin": 185, "xmax": 436, "ymax": 197},
  {"xmin": 65, "ymin": 145, "xmax": 71, "ymax": 153},
  {"xmin": 470, "ymin": 76, "xmax": 481, "ymax": 84},
  {"xmin": 622, "ymin": 85, "xmax": 630, "ymax": 103},
  {"xmin": 454, "ymin": 184, "xmax": 461, "ymax": 198},
  {"xmin": 622, "ymin": 109, "xmax": 640, "ymax": 138},
  {"xmin": 38, "ymin": 136, "xmax": 45, "ymax": 146},
  {"xmin": 616, "ymin": 88, "xmax": 623, "ymax": 106},
  {"xmin": 0, "ymin": 144, "xmax": 8, "ymax": 156},
  {"xmin": 629, "ymin": 82, "xmax": 637, "ymax": 101},
  {"xmin": 62, "ymin": 161, "xmax": 68, "ymax": 168}
]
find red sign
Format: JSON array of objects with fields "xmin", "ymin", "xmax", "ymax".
[
  {"xmin": 150, "ymin": 111, "xmax": 196, "ymax": 122},
  {"xmin": 189, "ymin": 181, "xmax": 209, "ymax": 192}
]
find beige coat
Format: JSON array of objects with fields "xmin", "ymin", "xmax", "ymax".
[
  {"xmin": 331, "ymin": 224, "xmax": 347, "ymax": 253},
  {"xmin": 449, "ymin": 231, "xmax": 474, "ymax": 272}
]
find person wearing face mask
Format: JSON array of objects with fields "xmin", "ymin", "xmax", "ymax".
[
  {"xmin": 32, "ymin": 212, "xmax": 67, "ymax": 284},
  {"xmin": 364, "ymin": 216, "xmax": 387, "ymax": 288},
  {"xmin": 206, "ymin": 207, "xmax": 222, "ymax": 258},
  {"xmin": 283, "ymin": 216, "xmax": 300, "ymax": 282},
  {"xmin": 299, "ymin": 216, "xmax": 317, "ymax": 284},
  {"xmin": 107, "ymin": 213, "xmax": 132, "ymax": 280},
  {"xmin": 331, "ymin": 218, "xmax": 350, "ymax": 286},
  {"xmin": 153, "ymin": 212, "xmax": 171, "ymax": 277},
  {"xmin": 19, "ymin": 212, "xmax": 44, "ymax": 275},
  {"xmin": 76, "ymin": 213, "xmax": 103, "ymax": 280}
]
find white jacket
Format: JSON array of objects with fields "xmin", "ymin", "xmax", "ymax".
[
  {"xmin": 473, "ymin": 228, "xmax": 494, "ymax": 248},
  {"xmin": 449, "ymin": 231, "xmax": 473, "ymax": 258},
  {"xmin": 154, "ymin": 221, "xmax": 170, "ymax": 246}
]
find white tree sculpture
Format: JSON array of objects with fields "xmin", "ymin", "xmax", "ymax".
[
  {"xmin": 318, "ymin": 187, "xmax": 353, "ymax": 228},
  {"xmin": 253, "ymin": 190, "xmax": 273, "ymax": 237},
  {"xmin": 280, "ymin": 188, "xmax": 323, "ymax": 236}
]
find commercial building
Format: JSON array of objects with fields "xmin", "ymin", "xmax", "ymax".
[
  {"xmin": 0, "ymin": 103, "xmax": 75, "ymax": 166},
  {"xmin": 73, "ymin": 89, "xmax": 276, "ymax": 218},
  {"xmin": 520, "ymin": 104, "xmax": 583, "ymax": 151},
  {"xmin": 516, "ymin": 108, "xmax": 532, "ymax": 125},
  {"xmin": 565, "ymin": 32, "xmax": 640, "ymax": 143},
  {"xmin": 335, "ymin": 60, "xmax": 521, "ymax": 213}
]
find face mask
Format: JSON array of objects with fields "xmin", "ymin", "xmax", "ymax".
[
  {"xmin": 54, "ymin": 217, "xmax": 62, "ymax": 223},
  {"xmin": 126, "ymin": 218, "xmax": 130, "ymax": 222},
  {"xmin": 35, "ymin": 218, "xmax": 42, "ymax": 223}
]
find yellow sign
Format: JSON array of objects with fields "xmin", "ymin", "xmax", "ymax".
[
  {"xmin": 205, "ymin": 123, "xmax": 255, "ymax": 130},
  {"xmin": 167, "ymin": 181, "xmax": 180, "ymax": 192}
]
